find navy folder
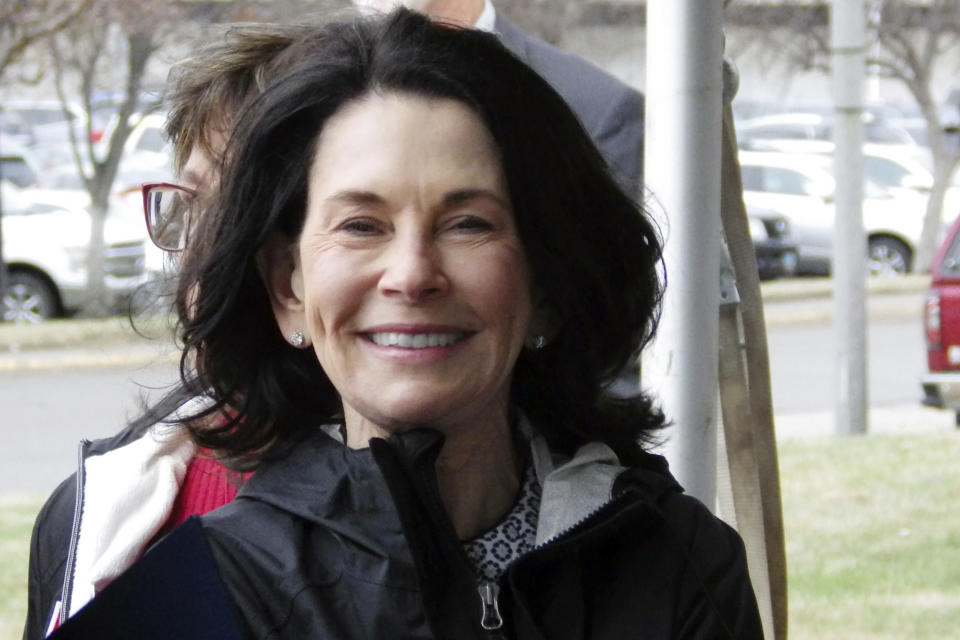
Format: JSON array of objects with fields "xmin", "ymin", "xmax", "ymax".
[{"xmin": 50, "ymin": 516, "xmax": 244, "ymax": 639}]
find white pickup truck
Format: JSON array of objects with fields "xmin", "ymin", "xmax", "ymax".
[{"xmin": 2, "ymin": 181, "xmax": 151, "ymax": 323}]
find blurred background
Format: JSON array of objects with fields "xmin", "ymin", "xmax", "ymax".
[
  {"xmin": 2, "ymin": 1, "xmax": 960, "ymax": 639},
  {"xmin": 4, "ymin": 0, "xmax": 960, "ymax": 326}
]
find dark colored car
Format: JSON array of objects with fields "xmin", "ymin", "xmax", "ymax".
[
  {"xmin": 921, "ymin": 213, "xmax": 960, "ymax": 423},
  {"xmin": 748, "ymin": 208, "xmax": 798, "ymax": 281}
]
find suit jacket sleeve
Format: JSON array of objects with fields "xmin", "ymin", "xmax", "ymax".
[{"xmin": 493, "ymin": 12, "xmax": 645, "ymax": 197}]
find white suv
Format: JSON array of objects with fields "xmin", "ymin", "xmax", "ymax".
[
  {"xmin": 739, "ymin": 150, "xmax": 925, "ymax": 276},
  {"xmin": 2, "ymin": 181, "xmax": 151, "ymax": 322}
]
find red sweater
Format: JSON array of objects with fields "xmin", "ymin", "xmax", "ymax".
[{"xmin": 157, "ymin": 455, "xmax": 252, "ymax": 537}]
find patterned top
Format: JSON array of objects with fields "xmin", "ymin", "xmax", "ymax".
[{"xmin": 463, "ymin": 464, "xmax": 543, "ymax": 582}]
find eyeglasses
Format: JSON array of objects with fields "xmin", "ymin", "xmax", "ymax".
[{"xmin": 142, "ymin": 182, "xmax": 197, "ymax": 252}]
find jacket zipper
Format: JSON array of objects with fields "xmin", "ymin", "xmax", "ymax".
[
  {"xmin": 414, "ymin": 454, "xmax": 632, "ymax": 636},
  {"xmin": 59, "ymin": 439, "xmax": 90, "ymax": 625},
  {"xmin": 477, "ymin": 581, "xmax": 504, "ymax": 632},
  {"xmin": 410, "ymin": 449, "xmax": 509, "ymax": 636},
  {"xmin": 473, "ymin": 503, "xmax": 629, "ymax": 637}
]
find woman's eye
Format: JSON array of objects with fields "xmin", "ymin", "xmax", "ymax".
[
  {"xmin": 339, "ymin": 218, "xmax": 380, "ymax": 234},
  {"xmin": 449, "ymin": 215, "xmax": 494, "ymax": 232}
]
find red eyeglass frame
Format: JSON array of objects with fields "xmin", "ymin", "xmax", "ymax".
[{"xmin": 141, "ymin": 182, "xmax": 197, "ymax": 252}]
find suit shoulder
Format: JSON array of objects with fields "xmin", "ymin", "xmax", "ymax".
[{"xmin": 496, "ymin": 16, "xmax": 641, "ymax": 107}]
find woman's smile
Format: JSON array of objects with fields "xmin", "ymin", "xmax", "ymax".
[
  {"xmin": 360, "ymin": 324, "xmax": 474, "ymax": 362},
  {"xmin": 365, "ymin": 330, "xmax": 469, "ymax": 349}
]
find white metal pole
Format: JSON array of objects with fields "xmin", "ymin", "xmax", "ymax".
[
  {"xmin": 832, "ymin": 0, "xmax": 868, "ymax": 436},
  {"xmin": 643, "ymin": 0, "xmax": 724, "ymax": 504},
  {"xmin": 867, "ymin": 0, "xmax": 882, "ymax": 102}
]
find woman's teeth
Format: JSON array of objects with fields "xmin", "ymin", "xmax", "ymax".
[{"xmin": 368, "ymin": 332, "xmax": 464, "ymax": 349}]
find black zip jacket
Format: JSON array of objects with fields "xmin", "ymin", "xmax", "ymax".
[
  {"xmin": 197, "ymin": 428, "xmax": 763, "ymax": 639},
  {"xmin": 23, "ymin": 425, "xmax": 150, "ymax": 640}
]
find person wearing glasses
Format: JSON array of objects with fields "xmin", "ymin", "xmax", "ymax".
[
  {"xmin": 21, "ymin": 25, "xmax": 306, "ymax": 639},
  {"xmin": 49, "ymin": 10, "xmax": 761, "ymax": 639}
]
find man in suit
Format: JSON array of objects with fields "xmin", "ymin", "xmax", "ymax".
[{"xmin": 352, "ymin": 0, "xmax": 644, "ymax": 196}]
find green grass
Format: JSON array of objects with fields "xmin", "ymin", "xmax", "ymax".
[
  {"xmin": 0, "ymin": 495, "xmax": 42, "ymax": 640},
  {"xmin": 1, "ymin": 432, "xmax": 958, "ymax": 639},
  {"xmin": 781, "ymin": 431, "xmax": 960, "ymax": 639}
]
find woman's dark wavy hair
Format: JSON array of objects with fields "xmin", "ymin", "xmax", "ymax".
[{"xmin": 174, "ymin": 8, "xmax": 666, "ymax": 467}]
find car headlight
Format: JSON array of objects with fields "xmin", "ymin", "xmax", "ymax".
[{"xmin": 772, "ymin": 217, "xmax": 791, "ymax": 237}]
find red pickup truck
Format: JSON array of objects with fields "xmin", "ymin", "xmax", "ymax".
[{"xmin": 921, "ymin": 213, "xmax": 960, "ymax": 424}]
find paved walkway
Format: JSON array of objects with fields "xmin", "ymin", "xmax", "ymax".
[
  {"xmin": 774, "ymin": 403, "xmax": 956, "ymax": 440},
  {"xmin": 0, "ymin": 341, "xmax": 178, "ymax": 372}
]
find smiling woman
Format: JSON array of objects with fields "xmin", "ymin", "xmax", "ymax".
[
  {"xmin": 272, "ymin": 94, "xmax": 532, "ymax": 461},
  {"xmin": 45, "ymin": 8, "xmax": 762, "ymax": 639}
]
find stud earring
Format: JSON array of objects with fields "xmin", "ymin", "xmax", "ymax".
[
  {"xmin": 529, "ymin": 335, "xmax": 546, "ymax": 350},
  {"xmin": 289, "ymin": 331, "xmax": 305, "ymax": 348}
]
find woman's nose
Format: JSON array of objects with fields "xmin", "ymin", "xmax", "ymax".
[{"xmin": 377, "ymin": 234, "xmax": 449, "ymax": 302}]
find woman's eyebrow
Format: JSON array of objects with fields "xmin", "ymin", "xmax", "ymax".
[
  {"xmin": 441, "ymin": 189, "xmax": 509, "ymax": 210},
  {"xmin": 324, "ymin": 190, "xmax": 385, "ymax": 207},
  {"xmin": 324, "ymin": 189, "xmax": 509, "ymax": 210}
]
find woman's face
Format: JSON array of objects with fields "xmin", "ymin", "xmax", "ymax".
[{"xmin": 277, "ymin": 92, "xmax": 532, "ymax": 442}]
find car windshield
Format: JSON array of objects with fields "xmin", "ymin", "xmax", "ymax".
[
  {"xmin": 865, "ymin": 122, "xmax": 913, "ymax": 145},
  {"xmin": 1, "ymin": 156, "xmax": 37, "ymax": 188},
  {"xmin": 14, "ymin": 108, "xmax": 76, "ymax": 126},
  {"xmin": 864, "ymin": 156, "xmax": 922, "ymax": 189}
]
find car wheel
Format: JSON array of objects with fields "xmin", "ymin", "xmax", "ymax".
[
  {"xmin": 2, "ymin": 272, "xmax": 59, "ymax": 323},
  {"xmin": 868, "ymin": 237, "xmax": 911, "ymax": 276}
]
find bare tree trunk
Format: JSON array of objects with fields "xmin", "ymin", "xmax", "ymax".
[
  {"xmin": 912, "ymin": 88, "xmax": 960, "ymax": 272},
  {"xmin": 83, "ymin": 201, "xmax": 110, "ymax": 316},
  {"xmin": 77, "ymin": 29, "xmax": 155, "ymax": 316},
  {"xmin": 915, "ymin": 155, "xmax": 958, "ymax": 271}
]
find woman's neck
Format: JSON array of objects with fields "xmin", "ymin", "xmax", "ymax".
[
  {"xmin": 433, "ymin": 417, "xmax": 522, "ymax": 540},
  {"xmin": 344, "ymin": 406, "xmax": 522, "ymax": 540}
]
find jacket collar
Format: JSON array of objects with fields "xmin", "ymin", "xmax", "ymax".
[
  {"xmin": 238, "ymin": 420, "xmax": 681, "ymax": 540},
  {"xmin": 235, "ymin": 427, "xmax": 444, "ymax": 527}
]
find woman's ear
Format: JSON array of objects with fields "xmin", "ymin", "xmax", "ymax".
[{"xmin": 256, "ymin": 234, "xmax": 311, "ymax": 347}]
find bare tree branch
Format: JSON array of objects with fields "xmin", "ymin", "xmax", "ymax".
[
  {"xmin": 730, "ymin": 0, "xmax": 960, "ymax": 272},
  {"xmin": 0, "ymin": 0, "xmax": 94, "ymax": 77}
]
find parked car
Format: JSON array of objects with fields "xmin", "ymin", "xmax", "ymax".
[
  {"xmin": 737, "ymin": 111, "xmax": 919, "ymax": 155},
  {"xmin": 0, "ymin": 110, "xmax": 35, "ymax": 146},
  {"xmin": 921, "ymin": 212, "xmax": 960, "ymax": 424},
  {"xmin": 739, "ymin": 150, "xmax": 925, "ymax": 276},
  {"xmin": 96, "ymin": 112, "xmax": 172, "ymax": 174},
  {"xmin": 1, "ymin": 180, "xmax": 151, "ymax": 323},
  {"xmin": 857, "ymin": 144, "xmax": 960, "ymax": 228},
  {"xmin": 747, "ymin": 207, "xmax": 798, "ymax": 280},
  {"xmin": 0, "ymin": 143, "xmax": 41, "ymax": 188},
  {"xmin": 1, "ymin": 99, "xmax": 91, "ymax": 147}
]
